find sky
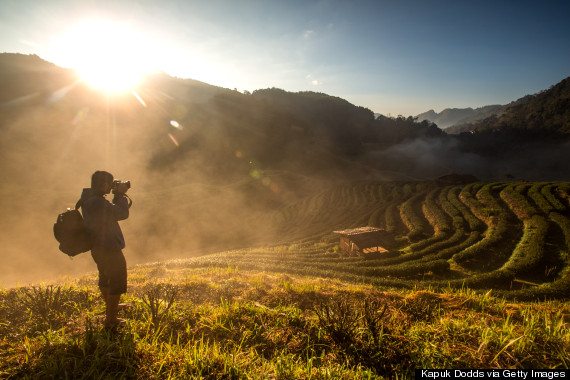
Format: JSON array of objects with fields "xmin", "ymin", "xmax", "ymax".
[{"xmin": 0, "ymin": 0, "xmax": 569, "ymax": 116}]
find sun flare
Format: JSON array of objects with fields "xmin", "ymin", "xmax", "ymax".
[{"xmin": 53, "ymin": 19, "xmax": 152, "ymax": 92}]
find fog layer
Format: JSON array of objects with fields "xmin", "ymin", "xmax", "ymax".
[{"xmin": 1, "ymin": 56, "xmax": 568, "ymax": 287}]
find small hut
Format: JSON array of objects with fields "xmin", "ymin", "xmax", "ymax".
[{"xmin": 333, "ymin": 227, "xmax": 395, "ymax": 256}]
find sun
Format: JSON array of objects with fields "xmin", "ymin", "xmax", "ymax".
[{"xmin": 52, "ymin": 19, "xmax": 152, "ymax": 92}]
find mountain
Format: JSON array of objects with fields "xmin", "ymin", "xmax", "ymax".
[
  {"xmin": 0, "ymin": 53, "xmax": 77, "ymax": 103},
  {"xmin": 0, "ymin": 53, "xmax": 448, "ymax": 285},
  {"xmin": 426, "ymin": 77, "xmax": 570, "ymax": 135},
  {"xmin": 467, "ymin": 77, "xmax": 570, "ymax": 135},
  {"xmin": 416, "ymin": 105, "xmax": 503, "ymax": 130},
  {"xmin": 0, "ymin": 53, "xmax": 569, "ymax": 287}
]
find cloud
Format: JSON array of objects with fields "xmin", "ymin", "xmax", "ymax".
[{"xmin": 303, "ymin": 30, "xmax": 314, "ymax": 39}]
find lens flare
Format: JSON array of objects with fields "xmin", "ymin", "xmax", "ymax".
[
  {"xmin": 51, "ymin": 19, "xmax": 152, "ymax": 93},
  {"xmin": 170, "ymin": 120, "xmax": 183, "ymax": 130},
  {"xmin": 262, "ymin": 177, "xmax": 272, "ymax": 186},
  {"xmin": 132, "ymin": 90, "xmax": 147, "ymax": 107},
  {"xmin": 249, "ymin": 169, "xmax": 261, "ymax": 179},
  {"xmin": 168, "ymin": 133, "xmax": 180, "ymax": 147}
]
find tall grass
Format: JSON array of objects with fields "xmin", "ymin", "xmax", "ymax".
[
  {"xmin": 4, "ymin": 180, "xmax": 570, "ymax": 377},
  {"xmin": 3, "ymin": 270, "xmax": 568, "ymax": 378}
]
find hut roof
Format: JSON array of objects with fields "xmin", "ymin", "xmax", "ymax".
[
  {"xmin": 333, "ymin": 227, "xmax": 384, "ymax": 236},
  {"xmin": 333, "ymin": 227, "xmax": 391, "ymax": 249}
]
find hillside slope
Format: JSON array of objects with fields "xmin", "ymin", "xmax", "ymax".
[
  {"xmin": 2, "ymin": 180, "xmax": 570, "ymax": 376},
  {"xmin": 219, "ymin": 180, "xmax": 570, "ymax": 300},
  {"xmin": 1, "ymin": 264, "xmax": 568, "ymax": 378},
  {"xmin": 1, "ymin": 53, "xmax": 569, "ymax": 287},
  {"xmin": 447, "ymin": 77, "xmax": 570, "ymax": 135},
  {"xmin": 416, "ymin": 105, "xmax": 502, "ymax": 130}
]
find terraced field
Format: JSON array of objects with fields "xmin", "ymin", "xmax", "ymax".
[
  {"xmin": 3, "ymin": 181, "xmax": 570, "ymax": 377},
  {"xmin": 171, "ymin": 181, "xmax": 570, "ymax": 300}
]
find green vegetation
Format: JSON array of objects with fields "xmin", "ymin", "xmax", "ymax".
[
  {"xmin": 3, "ymin": 180, "xmax": 570, "ymax": 377},
  {"xmin": 399, "ymin": 191, "xmax": 430, "ymax": 242},
  {"xmin": 2, "ymin": 268, "xmax": 569, "ymax": 378},
  {"xmin": 501, "ymin": 215, "xmax": 549, "ymax": 274},
  {"xmin": 266, "ymin": 180, "xmax": 570, "ymax": 297}
]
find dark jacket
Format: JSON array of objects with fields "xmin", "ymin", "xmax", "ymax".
[{"xmin": 79, "ymin": 188, "xmax": 129, "ymax": 251}]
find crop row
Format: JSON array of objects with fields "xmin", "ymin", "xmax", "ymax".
[
  {"xmin": 500, "ymin": 214, "xmax": 549, "ymax": 274},
  {"xmin": 448, "ymin": 187, "xmax": 485, "ymax": 231},
  {"xmin": 401, "ymin": 189, "xmax": 447, "ymax": 250},
  {"xmin": 260, "ymin": 181, "xmax": 570, "ymax": 298},
  {"xmin": 399, "ymin": 191, "xmax": 430, "ymax": 241},
  {"xmin": 500, "ymin": 185, "xmax": 537, "ymax": 220}
]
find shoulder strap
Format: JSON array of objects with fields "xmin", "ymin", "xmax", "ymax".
[
  {"xmin": 125, "ymin": 194, "xmax": 133, "ymax": 208},
  {"xmin": 112, "ymin": 193, "xmax": 133, "ymax": 208}
]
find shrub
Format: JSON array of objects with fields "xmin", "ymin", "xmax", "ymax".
[
  {"xmin": 400, "ymin": 191, "xmax": 429, "ymax": 241},
  {"xmin": 385, "ymin": 203, "xmax": 401, "ymax": 233},
  {"xmin": 542, "ymin": 184, "xmax": 567, "ymax": 212},
  {"xmin": 22, "ymin": 285, "xmax": 69, "ymax": 331},
  {"xmin": 449, "ymin": 186, "xmax": 485, "ymax": 231},
  {"xmin": 314, "ymin": 295, "xmax": 360, "ymax": 346},
  {"xmin": 141, "ymin": 282, "xmax": 179, "ymax": 328},
  {"xmin": 452, "ymin": 216, "xmax": 510, "ymax": 266},
  {"xmin": 501, "ymin": 215, "xmax": 548, "ymax": 275},
  {"xmin": 459, "ymin": 186, "xmax": 495, "ymax": 225},
  {"xmin": 423, "ymin": 188, "xmax": 451, "ymax": 234},
  {"xmin": 500, "ymin": 185, "xmax": 537, "ymax": 220},
  {"xmin": 528, "ymin": 183, "xmax": 555, "ymax": 214}
]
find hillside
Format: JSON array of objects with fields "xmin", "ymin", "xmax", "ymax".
[
  {"xmin": 1, "ymin": 54, "xmax": 570, "ymax": 374},
  {"xmin": 2, "ymin": 179, "xmax": 570, "ymax": 377},
  {"xmin": 447, "ymin": 77, "xmax": 570, "ymax": 135},
  {"xmin": 243, "ymin": 180, "xmax": 570, "ymax": 299},
  {"xmin": 0, "ymin": 53, "xmax": 569, "ymax": 288},
  {"xmin": 0, "ymin": 53, "xmax": 77, "ymax": 104},
  {"xmin": 0, "ymin": 54, "xmax": 447, "ymax": 286},
  {"xmin": 494, "ymin": 77, "xmax": 570, "ymax": 133},
  {"xmin": 2, "ymin": 267, "xmax": 569, "ymax": 378},
  {"xmin": 416, "ymin": 105, "xmax": 502, "ymax": 130}
]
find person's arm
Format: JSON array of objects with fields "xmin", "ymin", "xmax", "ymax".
[{"xmin": 108, "ymin": 194, "xmax": 129, "ymax": 221}]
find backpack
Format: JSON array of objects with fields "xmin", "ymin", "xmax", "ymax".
[{"xmin": 53, "ymin": 199, "xmax": 92, "ymax": 257}]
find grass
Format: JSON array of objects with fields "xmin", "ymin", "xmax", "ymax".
[
  {"xmin": 3, "ymin": 180, "xmax": 570, "ymax": 377},
  {"xmin": 1, "ymin": 267, "xmax": 568, "ymax": 379}
]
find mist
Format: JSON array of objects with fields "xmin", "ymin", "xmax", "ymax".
[
  {"xmin": 1, "ymin": 57, "xmax": 569, "ymax": 288},
  {"xmin": 0, "ymin": 79, "xmax": 288, "ymax": 287},
  {"xmin": 363, "ymin": 130, "xmax": 570, "ymax": 183}
]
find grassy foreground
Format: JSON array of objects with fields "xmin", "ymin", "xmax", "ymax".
[{"xmin": 1, "ymin": 260, "xmax": 569, "ymax": 379}]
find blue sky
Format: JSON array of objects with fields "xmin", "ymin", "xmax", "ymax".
[{"xmin": 1, "ymin": 0, "xmax": 569, "ymax": 115}]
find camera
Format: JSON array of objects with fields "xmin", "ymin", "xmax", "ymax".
[{"xmin": 112, "ymin": 180, "xmax": 131, "ymax": 193}]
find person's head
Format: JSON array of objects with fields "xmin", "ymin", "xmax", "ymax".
[{"xmin": 91, "ymin": 171, "xmax": 114, "ymax": 193}]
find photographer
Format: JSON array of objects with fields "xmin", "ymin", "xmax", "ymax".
[{"xmin": 79, "ymin": 170, "xmax": 131, "ymax": 329}]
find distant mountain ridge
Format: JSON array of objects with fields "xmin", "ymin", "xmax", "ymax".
[
  {"xmin": 443, "ymin": 78, "xmax": 570, "ymax": 135},
  {"xmin": 415, "ymin": 105, "xmax": 503, "ymax": 130},
  {"xmin": 479, "ymin": 77, "xmax": 570, "ymax": 134}
]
